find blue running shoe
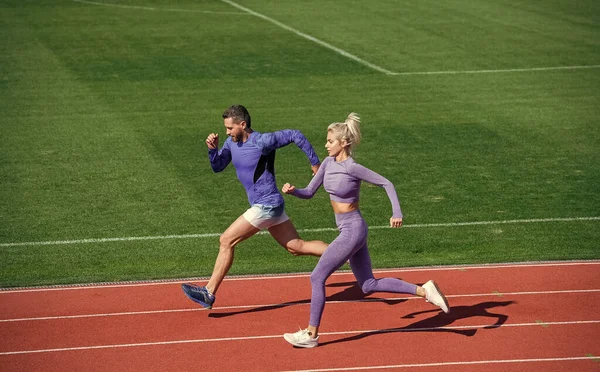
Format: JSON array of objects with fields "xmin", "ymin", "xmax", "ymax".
[{"xmin": 181, "ymin": 283, "xmax": 215, "ymax": 309}]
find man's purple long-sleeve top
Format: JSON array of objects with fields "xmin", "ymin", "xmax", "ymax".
[{"xmin": 209, "ymin": 130, "xmax": 320, "ymax": 206}]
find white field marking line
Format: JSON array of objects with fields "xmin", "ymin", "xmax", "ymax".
[
  {"xmin": 68, "ymin": 1, "xmax": 600, "ymax": 77},
  {"xmin": 1, "ymin": 320, "xmax": 598, "ymax": 356},
  {"xmin": 2, "ymin": 260, "xmax": 599, "ymax": 293},
  {"xmin": 2, "ymin": 288, "xmax": 599, "ymax": 323},
  {"xmin": 2, "ymin": 216, "xmax": 599, "ymax": 248},
  {"xmin": 70, "ymin": 0, "xmax": 248, "ymax": 15},
  {"xmin": 218, "ymin": 0, "xmax": 395, "ymax": 75},
  {"xmin": 279, "ymin": 356, "xmax": 600, "ymax": 372},
  {"xmin": 389, "ymin": 64, "xmax": 600, "ymax": 76}
]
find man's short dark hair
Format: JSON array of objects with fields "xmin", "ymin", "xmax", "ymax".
[{"xmin": 222, "ymin": 105, "xmax": 251, "ymax": 128}]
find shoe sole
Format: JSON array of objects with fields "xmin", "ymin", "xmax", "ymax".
[
  {"xmin": 283, "ymin": 334, "xmax": 318, "ymax": 348},
  {"xmin": 181, "ymin": 286, "xmax": 213, "ymax": 309},
  {"xmin": 430, "ymin": 281, "xmax": 450, "ymax": 313}
]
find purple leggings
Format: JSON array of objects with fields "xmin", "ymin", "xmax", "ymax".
[{"xmin": 309, "ymin": 210, "xmax": 417, "ymax": 326}]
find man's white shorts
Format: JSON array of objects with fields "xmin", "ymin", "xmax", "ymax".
[{"xmin": 242, "ymin": 204, "xmax": 289, "ymax": 230}]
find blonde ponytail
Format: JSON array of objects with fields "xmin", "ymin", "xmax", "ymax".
[{"xmin": 328, "ymin": 112, "xmax": 362, "ymax": 155}]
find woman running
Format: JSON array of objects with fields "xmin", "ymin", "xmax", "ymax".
[{"xmin": 282, "ymin": 113, "xmax": 450, "ymax": 348}]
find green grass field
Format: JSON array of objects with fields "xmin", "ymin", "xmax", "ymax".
[{"xmin": 1, "ymin": 0, "xmax": 599, "ymax": 288}]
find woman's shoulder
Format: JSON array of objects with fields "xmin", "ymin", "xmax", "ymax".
[
  {"xmin": 345, "ymin": 157, "xmax": 371, "ymax": 173},
  {"xmin": 344, "ymin": 157, "xmax": 360, "ymax": 168},
  {"xmin": 322, "ymin": 155, "xmax": 335, "ymax": 165}
]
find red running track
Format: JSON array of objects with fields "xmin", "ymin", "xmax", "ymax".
[{"xmin": 1, "ymin": 261, "xmax": 599, "ymax": 371}]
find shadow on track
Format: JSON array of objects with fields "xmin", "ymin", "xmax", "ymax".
[
  {"xmin": 208, "ymin": 281, "xmax": 407, "ymax": 319},
  {"xmin": 318, "ymin": 300, "xmax": 516, "ymax": 347}
]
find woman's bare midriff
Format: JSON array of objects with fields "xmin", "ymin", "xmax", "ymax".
[{"xmin": 331, "ymin": 200, "xmax": 359, "ymax": 214}]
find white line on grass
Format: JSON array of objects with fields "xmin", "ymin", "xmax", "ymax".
[
  {"xmin": 2, "ymin": 288, "xmax": 598, "ymax": 323},
  {"xmin": 70, "ymin": 0, "xmax": 599, "ymax": 76},
  {"xmin": 279, "ymin": 356, "xmax": 600, "ymax": 372},
  {"xmin": 218, "ymin": 0, "xmax": 396, "ymax": 75},
  {"xmin": 70, "ymin": 0, "xmax": 249, "ymax": 15},
  {"xmin": 390, "ymin": 64, "xmax": 600, "ymax": 76},
  {"xmin": 1, "ymin": 216, "xmax": 598, "ymax": 248},
  {"xmin": 0, "ymin": 320, "xmax": 598, "ymax": 356}
]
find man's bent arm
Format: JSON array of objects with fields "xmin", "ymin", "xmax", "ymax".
[
  {"xmin": 208, "ymin": 145, "xmax": 232, "ymax": 173},
  {"xmin": 258, "ymin": 130, "xmax": 320, "ymax": 166}
]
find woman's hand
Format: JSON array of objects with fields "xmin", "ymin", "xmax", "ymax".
[
  {"xmin": 282, "ymin": 183, "xmax": 296, "ymax": 194},
  {"xmin": 390, "ymin": 217, "xmax": 403, "ymax": 228}
]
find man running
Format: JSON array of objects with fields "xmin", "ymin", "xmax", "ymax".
[{"xmin": 181, "ymin": 105, "xmax": 328, "ymax": 309}]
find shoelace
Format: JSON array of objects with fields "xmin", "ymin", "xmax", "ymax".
[
  {"xmin": 186, "ymin": 283, "xmax": 203, "ymax": 290},
  {"xmin": 185, "ymin": 284, "xmax": 214, "ymax": 299},
  {"xmin": 293, "ymin": 327, "xmax": 313, "ymax": 339}
]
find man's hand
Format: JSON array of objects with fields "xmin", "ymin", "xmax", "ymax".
[
  {"xmin": 311, "ymin": 163, "xmax": 320, "ymax": 176},
  {"xmin": 206, "ymin": 133, "xmax": 219, "ymax": 149},
  {"xmin": 390, "ymin": 217, "xmax": 403, "ymax": 228},
  {"xmin": 282, "ymin": 183, "xmax": 296, "ymax": 194}
]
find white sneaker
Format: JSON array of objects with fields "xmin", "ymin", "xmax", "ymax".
[
  {"xmin": 423, "ymin": 280, "xmax": 450, "ymax": 313},
  {"xmin": 283, "ymin": 328, "xmax": 319, "ymax": 348}
]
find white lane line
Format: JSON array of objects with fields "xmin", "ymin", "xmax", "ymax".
[
  {"xmin": 2, "ymin": 216, "xmax": 598, "ymax": 248},
  {"xmin": 1, "ymin": 320, "xmax": 598, "ymax": 356},
  {"xmin": 70, "ymin": 0, "xmax": 248, "ymax": 15},
  {"xmin": 1, "ymin": 260, "xmax": 599, "ymax": 293},
  {"xmin": 0, "ymin": 308, "xmax": 205, "ymax": 323},
  {"xmin": 218, "ymin": 0, "xmax": 396, "ymax": 75},
  {"xmin": 280, "ymin": 356, "xmax": 600, "ymax": 372},
  {"xmin": 390, "ymin": 64, "xmax": 600, "ymax": 76},
  {"xmin": 1, "ymin": 288, "xmax": 599, "ymax": 323}
]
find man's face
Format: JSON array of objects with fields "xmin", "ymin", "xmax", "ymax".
[{"xmin": 224, "ymin": 117, "xmax": 245, "ymax": 142}]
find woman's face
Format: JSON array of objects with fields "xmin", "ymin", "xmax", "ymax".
[{"xmin": 325, "ymin": 131, "xmax": 345, "ymax": 157}]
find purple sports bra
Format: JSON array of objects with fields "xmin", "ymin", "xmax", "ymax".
[{"xmin": 291, "ymin": 156, "xmax": 403, "ymax": 218}]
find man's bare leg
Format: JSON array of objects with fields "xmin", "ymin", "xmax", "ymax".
[
  {"xmin": 268, "ymin": 220, "xmax": 328, "ymax": 256},
  {"xmin": 205, "ymin": 215, "xmax": 260, "ymax": 294}
]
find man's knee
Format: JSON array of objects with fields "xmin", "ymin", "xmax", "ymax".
[
  {"xmin": 283, "ymin": 238, "xmax": 304, "ymax": 256},
  {"xmin": 219, "ymin": 234, "xmax": 238, "ymax": 251}
]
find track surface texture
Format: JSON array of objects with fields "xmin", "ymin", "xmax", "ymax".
[{"xmin": 1, "ymin": 261, "xmax": 599, "ymax": 371}]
